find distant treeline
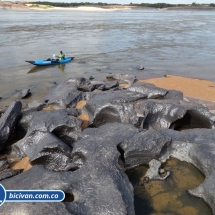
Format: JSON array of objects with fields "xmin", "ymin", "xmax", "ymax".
[
  {"xmin": 28, "ymin": 2, "xmax": 117, "ymax": 7},
  {"xmin": 130, "ymin": 2, "xmax": 215, "ymax": 8},
  {"xmin": 129, "ymin": 3, "xmax": 184, "ymax": 8},
  {"xmin": 28, "ymin": 2, "xmax": 215, "ymax": 8}
]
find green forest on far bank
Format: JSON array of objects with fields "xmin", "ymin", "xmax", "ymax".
[{"xmin": 28, "ymin": 2, "xmax": 215, "ymax": 8}]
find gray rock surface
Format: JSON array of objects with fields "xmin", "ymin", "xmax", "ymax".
[
  {"xmin": 128, "ymin": 82, "xmax": 168, "ymax": 99},
  {"xmin": 161, "ymin": 89, "xmax": 183, "ymax": 101},
  {"xmin": 19, "ymin": 109, "xmax": 82, "ymax": 142},
  {"xmin": 159, "ymin": 129, "xmax": 215, "ymax": 214},
  {"xmin": 12, "ymin": 109, "xmax": 82, "ymax": 171},
  {"xmin": 21, "ymin": 89, "xmax": 31, "ymax": 99},
  {"xmin": 0, "ymin": 201, "xmax": 73, "ymax": 215},
  {"xmin": 1, "ymin": 123, "xmax": 140, "ymax": 215},
  {"xmin": 0, "ymin": 101, "xmax": 22, "ymax": 151},
  {"xmin": 135, "ymin": 99, "xmax": 215, "ymax": 130},
  {"xmin": 84, "ymin": 90, "xmax": 147, "ymax": 127},
  {"xmin": 0, "ymin": 157, "xmax": 9, "ymax": 171},
  {"xmin": 26, "ymin": 99, "xmax": 45, "ymax": 111},
  {"xmin": 121, "ymin": 128, "xmax": 215, "ymax": 214},
  {"xmin": 106, "ymin": 73, "xmax": 136, "ymax": 85},
  {"xmin": 0, "ymin": 165, "xmax": 74, "ymax": 214},
  {"xmin": 1, "ymin": 76, "xmax": 215, "ymax": 214},
  {"xmin": 44, "ymin": 78, "xmax": 84, "ymax": 109},
  {"xmin": 77, "ymin": 80, "xmax": 119, "ymax": 92},
  {"xmin": 0, "ymin": 169, "xmax": 23, "ymax": 181},
  {"xmin": 144, "ymin": 159, "xmax": 170, "ymax": 181},
  {"xmin": 16, "ymin": 131, "xmax": 73, "ymax": 171},
  {"xmin": 120, "ymin": 130, "xmax": 170, "ymax": 167}
]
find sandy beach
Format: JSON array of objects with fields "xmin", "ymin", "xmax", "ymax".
[
  {"xmin": 139, "ymin": 75, "xmax": 215, "ymax": 101},
  {"xmin": 0, "ymin": 2, "xmax": 134, "ymax": 11}
]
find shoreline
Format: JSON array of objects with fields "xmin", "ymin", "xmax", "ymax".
[
  {"xmin": 1, "ymin": 74, "xmax": 215, "ymax": 109},
  {"xmin": 1, "ymin": 2, "xmax": 215, "ymax": 11}
]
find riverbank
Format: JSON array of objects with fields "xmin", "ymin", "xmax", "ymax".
[
  {"xmin": 1, "ymin": 2, "xmax": 215, "ymax": 11},
  {"xmin": 0, "ymin": 2, "xmax": 135, "ymax": 11},
  {"xmin": 1, "ymin": 74, "xmax": 215, "ymax": 109}
]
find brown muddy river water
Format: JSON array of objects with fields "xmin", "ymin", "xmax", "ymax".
[
  {"xmin": 126, "ymin": 158, "xmax": 212, "ymax": 215},
  {"xmin": 0, "ymin": 9, "xmax": 215, "ymax": 106}
]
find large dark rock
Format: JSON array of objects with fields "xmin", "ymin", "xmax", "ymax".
[
  {"xmin": 19, "ymin": 109, "xmax": 82, "ymax": 142},
  {"xmin": 0, "ymin": 101, "xmax": 22, "ymax": 151},
  {"xmin": 161, "ymin": 89, "xmax": 183, "ymax": 102},
  {"xmin": 0, "ymin": 165, "xmax": 74, "ymax": 214},
  {"xmin": 120, "ymin": 128, "xmax": 215, "ymax": 214},
  {"xmin": 184, "ymin": 96, "xmax": 215, "ymax": 114},
  {"xmin": 77, "ymin": 80, "xmax": 119, "ymax": 92},
  {"xmin": 66, "ymin": 124, "xmax": 139, "ymax": 215},
  {"xmin": 77, "ymin": 82, "xmax": 95, "ymax": 92},
  {"xmin": 0, "ymin": 201, "xmax": 73, "ymax": 215},
  {"xmin": 12, "ymin": 109, "xmax": 82, "ymax": 171},
  {"xmin": 44, "ymin": 78, "xmax": 84, "ymax": 109},
  {"xmin": 26, "ymin": 99, "xmax": 46, "ymax": 111},
  {"xmin": 1, "ymin": 123, "xmax": 140, "ymax": 215},
  {"xmin": 16, "ymin": 131, "xmax": 73, "ymax": 171},
  {"xmin": 120, "ymin": 130, "xmax": 171, "ymax": 167},
  {"xmin": 0, "ymin": 169, "xmax": 23, "ymax": 181},
  {"xmin": 84, "ymin": 90, "xmax": 147, "ymax": 127},
  {"xmin": 135, "ymin": 99, "xmax": 215, "ymax": 130},
  {"xmin": 106, "ymin": 73, "xmax": 136, "ymax": 85},
  {"xmin": 66, "ymin": 76, "xmax": 90, "ymax": 86},
  {"xmin": 21, "ymin": 89, "xmax": 31, "ymax": 99},
  {"xmin": 99, "ymin": 80, "xmax": 119, "ymax": 90},
  {"xmin": 128, "ymin": 82, "xmax": 168, "ymax": 99}
]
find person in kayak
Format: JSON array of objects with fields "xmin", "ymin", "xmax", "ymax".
[{"xmin": 57, "ymin": 51, "xmax": 65, "ymax": 60}]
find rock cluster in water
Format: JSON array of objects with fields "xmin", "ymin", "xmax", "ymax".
[{"xmin": 0, "ymin": 74, "xmax": 215, "ymax": 214}]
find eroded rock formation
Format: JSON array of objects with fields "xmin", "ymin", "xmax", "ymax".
[{"xmin": 0, "ymin": 75, "xmax": 214, "ymax": 214}]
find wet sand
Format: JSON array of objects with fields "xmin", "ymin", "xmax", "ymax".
[
  {"xmin": 76, "ymin": 100, "xmax": 87, "ymax": 109},
  {"xmin": 10, "ymin": 156, "xmax": 32, "ymax": 172},
  {"xmin": 78, "ymin": 113, "xmax": 89, "ymax": 130},
  {"xmin": 76, "ymin": 100, "xmax": 89, "ymax": 130},
  {"xmin": 139, "ymin": 75, "xmax": 215, "ymax": 102}
]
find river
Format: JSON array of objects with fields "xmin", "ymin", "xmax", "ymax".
[{"xmin": 0, "ymin": 8, "xmax": 215, "ymax": 105}]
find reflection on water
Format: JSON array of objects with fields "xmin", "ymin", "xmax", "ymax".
[
  {"xmin": 28, "ymin": 64, "xmax": 66, "ymax": 74},
  {"xmin": 58, "ymin": 64, "xmax": 65, "ymax": 72},
  {"xmin": 126, "ymin": 158, "xmax": 212, "ymax": 215}
]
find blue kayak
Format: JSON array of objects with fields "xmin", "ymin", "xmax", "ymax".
[{"xmin": 26, "ymin": 57, "xmax": 74, "ymax": 66}]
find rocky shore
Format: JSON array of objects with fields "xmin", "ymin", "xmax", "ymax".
[{"xmin": 0, "ymin": 73, "xmax": 215, "ymax": 214}]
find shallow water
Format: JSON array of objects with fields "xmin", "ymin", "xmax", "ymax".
[
  {"xmin": 126, "ymin": 158, "xmax": 212, "ymax": 215},
  {"xmin": 0, "ymin": 9, "xmax": 215, "ymax": 105}
]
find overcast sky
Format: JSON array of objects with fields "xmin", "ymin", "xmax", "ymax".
[{"xmin": 42, "ymin": 0, "xmax": 215, "ymax": 4}]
